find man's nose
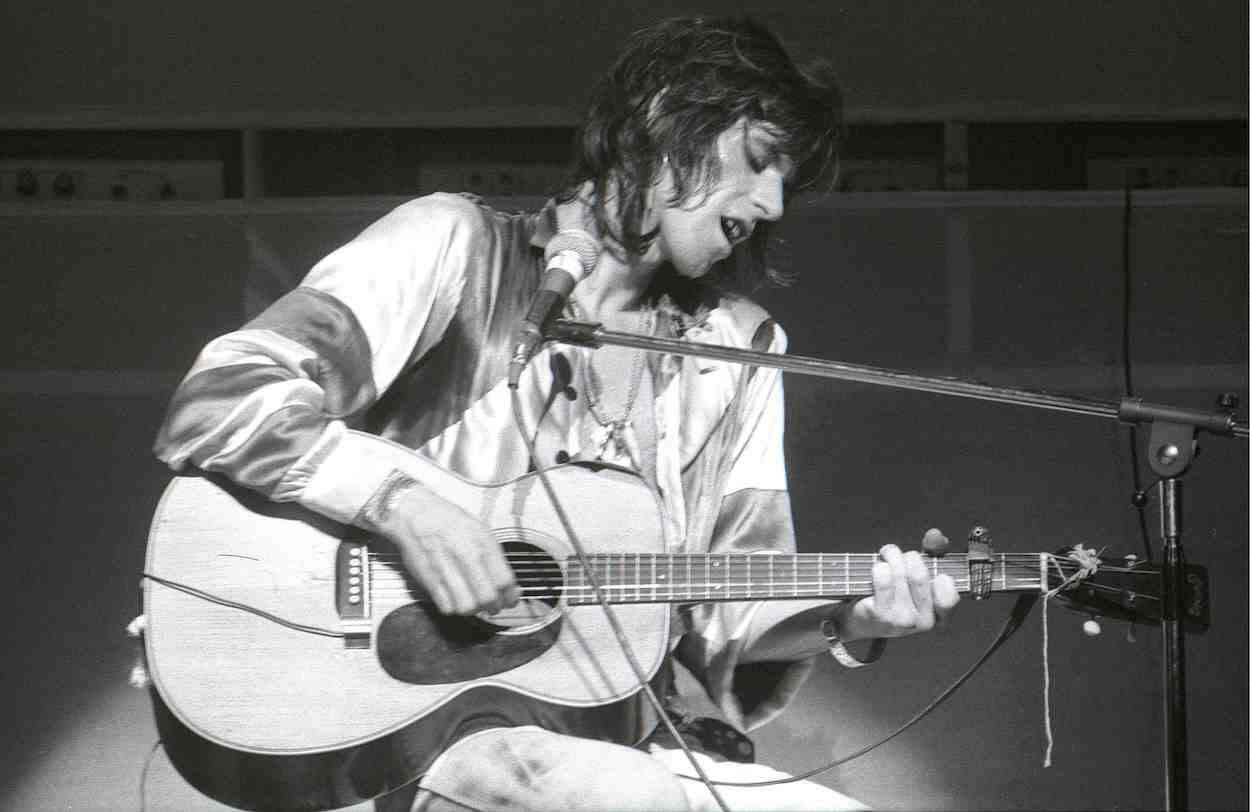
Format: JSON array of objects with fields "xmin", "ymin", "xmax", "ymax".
[{"xmin": 752, "ymin": 171, "xmax": 785, "ymax": 220}]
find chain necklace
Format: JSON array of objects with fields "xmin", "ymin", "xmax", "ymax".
[{"xmin": 579, "ymin": 304, "xmax": 654, "ymax": 463}]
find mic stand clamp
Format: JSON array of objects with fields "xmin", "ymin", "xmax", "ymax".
[{"xmin": 1116, "ymin": 393, "xmax": 1241, "ymax": 812}]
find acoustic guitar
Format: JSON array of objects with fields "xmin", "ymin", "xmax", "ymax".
[{"xmin": 141, "ymin": 460, "xmax": 1206, "ymax": 811}]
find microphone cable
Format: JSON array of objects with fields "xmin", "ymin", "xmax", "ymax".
[
  {"xmin": 669, "ymin": 593, "xmax": 1041, "ymax": 788},
  {"xmin": 507, "ymin": 385, "xmax": 735, "ymax": 812},
  {"xmin": 507, "ymin": 358, "xmax": 1039, "ymax": 797}
]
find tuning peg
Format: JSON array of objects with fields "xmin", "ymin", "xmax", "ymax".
[
  {"xmin": 922, "ymin": 528, "xmax": 950, "ymax": 556},
  {"xmin": 1082, "ymin": 616, "xmax": 1102, "ymax": 637}
]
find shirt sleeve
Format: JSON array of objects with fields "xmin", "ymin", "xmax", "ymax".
[
  {"xmin": 674, "ymin": 318, "xmax": 821, "ymax": 732},
  {"xmin": 153, "ymin": 193, "xmax": 482, "ymax": 523}
]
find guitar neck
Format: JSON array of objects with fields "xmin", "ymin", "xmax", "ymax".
[{"xmin": 563, "ymin": 552, "xmax": 1048, "ymax": 604}]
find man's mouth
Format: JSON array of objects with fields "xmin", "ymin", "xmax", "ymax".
[{"xmin": 721, "ymin": 217, "xmax": 748, "ymax": 246}]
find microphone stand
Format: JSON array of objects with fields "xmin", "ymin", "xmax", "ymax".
[{"xmin": 547, "ymin": 317, "xmax": 1247, "ymax": 812}]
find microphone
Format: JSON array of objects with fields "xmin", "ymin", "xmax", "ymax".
[{"xmin": 507, "ymin": 229, "xmax": 599, "ymax": 387}]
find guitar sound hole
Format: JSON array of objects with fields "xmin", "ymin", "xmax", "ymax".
[{"xmin": 478, "ymin": 538, "xmax": 563, "ymax": 633}]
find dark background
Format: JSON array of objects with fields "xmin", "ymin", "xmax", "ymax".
[{"xmin": 0, "ymin": 2, "xmax": 1246, "ymax": 810}]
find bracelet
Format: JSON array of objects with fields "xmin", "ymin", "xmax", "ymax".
[
  {"xmin": 355, "ymin": 469, "xmax": 422, "ymax": 529},
  {"xmin": 820, "ymin": 615, "xmax": 887, "ymax": 669}
]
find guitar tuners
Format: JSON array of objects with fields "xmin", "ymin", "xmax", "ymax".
[{"xmin": 921, "ymin": 528, "xmax": 950, "ymax": 557}]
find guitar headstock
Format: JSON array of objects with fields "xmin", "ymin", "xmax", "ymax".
[{"xmin": 1047, "ymin": 546, "xmax": 1210, "ymax": 632}]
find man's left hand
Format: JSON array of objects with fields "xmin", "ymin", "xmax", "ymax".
[{"xmin": 841, "ymin": 538, "xmax": 960, "ymax": 641}]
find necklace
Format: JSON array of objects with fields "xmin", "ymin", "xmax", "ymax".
[{"xmin": 579, "ymin": 305, "xmax": 654, "ymax": 463}]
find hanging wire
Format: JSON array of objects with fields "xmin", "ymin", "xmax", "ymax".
[{"xmin": 1121, "ymin": 185, "xmax": 1155, "ymax": 562}]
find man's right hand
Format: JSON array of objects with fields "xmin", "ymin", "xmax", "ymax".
[{"xmin": 367, "ymin": 480, "xmax": 520, "ymax": 616}]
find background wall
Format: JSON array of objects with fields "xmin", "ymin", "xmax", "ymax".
[
  {"xmin": 1, "ymin": 0, "xmax": 1246, "ymax": 122},
  {"xmin": 0, "ymin": 3, "xmax": 1246, "ymax": 811}
]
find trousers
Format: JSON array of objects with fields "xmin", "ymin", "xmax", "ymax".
[{"xmin": 375, "ymin": 725, "xmax": 870, "ymax": 812}]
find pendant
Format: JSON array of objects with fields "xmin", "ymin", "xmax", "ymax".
[{"xmin": 591, "ymin": 420, "xmax": 631, "ymax": 464}]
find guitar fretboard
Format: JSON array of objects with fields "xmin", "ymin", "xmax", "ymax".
[{"xmin": 560, "ymin": 553, "xmax": 1048, "ymax": 604}]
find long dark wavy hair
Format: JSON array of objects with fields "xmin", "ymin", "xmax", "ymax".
[{"xmin": 560, "ymin": 16, "xmax": 843, "ymax": 288}]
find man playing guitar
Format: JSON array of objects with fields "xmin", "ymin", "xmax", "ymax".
[{"xmin": 152, "ymin": 16, "xmax": 959, "ymax": 811}]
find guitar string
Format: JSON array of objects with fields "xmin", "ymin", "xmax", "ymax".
[
  {"xmin": 366, "ymin": 573, "xmax": 1135, "ymax": 585},
  {"xmin": 364, "ymin": 580, "xmax": 1133, "ymax": 602},
  {"xmin": 361, "ymin": 560, "xmax": 1126, "ymax": 579},
  {"xmin": 364, "ymin": 570, "xmax": 1136, "ymax": 602},
  {"xmin": 360, "ymin": 563, "xmax": 1109, "ymax": 582},
  {"xmin": 362, "ymin": 583, "xmax": 1136, "ymax": 613},
  {"xmin": 361, "ymin": 551, "xmax": 1140, "ymax": 576},
  {"xmin": 361, "ymin": 563, "xmax": 1118, "ymax": 581},
  {"xmin": 360, "ymin": 554, "xmax": 1133, "ymax": 582},
  {"xmin": 363, "ymin": 577, "xmax": 1137, "ymax": 595},
  {"xmin": 360, "ymin": 547, "xmax": 1132, "ymax": 607},
  {"xmin": 359, "ymin": 566, "xmax": 1057, "ymax": 580},
  {"xmin": 360, "ymin": 561, "xmax": 1133, "ymax": 579}
]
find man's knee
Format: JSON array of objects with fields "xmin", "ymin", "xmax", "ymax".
[{"xmin": 416, "ymin": 727, "xmax": 690, "ymax": 812}]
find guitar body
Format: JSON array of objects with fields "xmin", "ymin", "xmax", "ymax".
[{"xmin": 143, "ymin": 462, "xmax": 670, "ymax": 812}]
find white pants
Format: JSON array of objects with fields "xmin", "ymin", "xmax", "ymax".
[{"xmin": 402, "ymin": 725, "xmax": 869, "ymax": 812}]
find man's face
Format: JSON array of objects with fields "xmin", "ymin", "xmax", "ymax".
[{"xmin": 649, "ymin": 119, "xmax": 794, "ymax": 278}]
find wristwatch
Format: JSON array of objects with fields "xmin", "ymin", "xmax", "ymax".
[{"xmin": 820, "ymin": 613, "xmax": 887, "ymax": 669}]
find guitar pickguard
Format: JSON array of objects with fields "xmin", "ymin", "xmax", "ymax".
[{"xmin": 376, "ymin": 603, "xmax": 562, "ymax": 684}]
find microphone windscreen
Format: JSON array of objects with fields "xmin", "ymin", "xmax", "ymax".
[{"xmin": 543, "ymin": 229, "xmax": 600, "ymax": 281}]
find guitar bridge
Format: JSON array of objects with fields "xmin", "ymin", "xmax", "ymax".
[{"xmin": 335, "ymin": 539, "xmax": 367, "ymax": 629}]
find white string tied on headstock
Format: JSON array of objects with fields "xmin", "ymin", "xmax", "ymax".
[{"xmin": 1040, "ymin": 544, "xmax": 1105, "ymax": 767}]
